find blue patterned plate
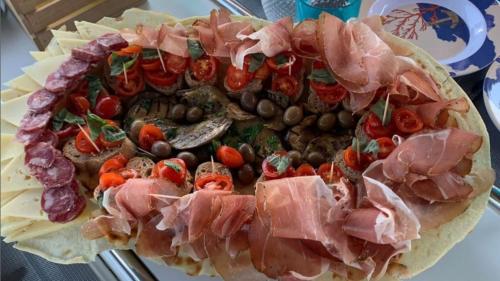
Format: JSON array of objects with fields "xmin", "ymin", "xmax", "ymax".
[
  {"xmin": 483, "ymin": 58, "xmax": 500, "ymax": 131},
  {"xmin": 361, "ymin": 0, "xmax": 499, "ymax": 77}
]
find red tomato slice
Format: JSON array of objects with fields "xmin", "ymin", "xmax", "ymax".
[
  {"xmin": 116, "ymin": 45, "xmax": 142, "ymax": 56},
  {"xmin": 95, "ymin": 96, "xmax": 122, "ymax": 119},
  {"xmin": 75, "ymin": 127, "xmax": 100, "ymax": 154},
  {"xmin": 225, "ymin": 64, "xmax": 254, "ymax": 91},
  {"xmin": 254, "ymin": 62, "xmax": 271, "ymax": 80},
  {"xmin": 317, "ymin": 163, "xmax": 343, "ymax": 184},
  {"xmin": 195, "ymin": 174, "xmax": 233, "ymax": 191},
  {"xmin": 99, "ymin": 172, "xmax": 126, "ymax": 189},
  {"xmin": 138, "ymin": 124, "xmax": 165, "ymax": 151},
  {"xmin": 272, "ymin": 75, "xmax": 299, "ymax": 97},
  {"xmin": 144, "ymin": 70, "xmax": 178, "ymax": 86},
  {"xmin": 295, "ymin": 163, "xmax": 316, "ymax": 176},
  {"xmin": 262, "ymin": 151, "xmax": 294, "ymax": 180},
  {"xmin": 116, "ymin": 75, "xmax": 144, "ymax": 97},
  {"xmin": 376, "ymin": 137, "xmax": 396, "ymax": 159},
  {"xmin": 67, "ymin": 93, "xmax": 90, "ymax": 115},
  {"xmin": 166, "ymin": 54, "xmax": 188, "ymax": 74},
  {"xmin": 363, "ymin": 112, "xmax": 394, "ymax": 139},
  {"xmin": 152, "ymin": 159, "xmax": 187, "ymax": 185},
  {"xmin": 141, "ymin": 59, "xmax": 162, "ymax": 71},
  {"xmin": 343, "ymin": 146, "xmax": 373, "ymax": 171},
  {"xmin": 99, "ymin": 155, "xmax": 128, "ymax": 176},
  {"xmin": 190, "ymin": 56, "xmax": 217, "ymax": 82},
  {"xmin": 310, "ymin": 81, "xmax": 348, "ymax": 105},
  {"xmin": 392, "ymin": 108, "xmax": 424, "ymax": 134},
  {"xmin": 216, "ymin": 145, "xmax": 245, "ymax": 168},
  {"xmin": 266, "ymin": 51, "xmax": 303, "ymax": 75}
]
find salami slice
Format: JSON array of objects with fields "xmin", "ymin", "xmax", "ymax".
[
  {"xmin": 42, "ymin": 181, "xmax": 86, "ymax": 223},
  {"xmin": 16, "ymin": 128, "xmax": 44, "ymax": 145},
  {"xmin": 45, "ymin": 72, "xmax": 75, "ymax": 93},
  {"xmin": 72, "ymin": 40, "xmax": 106, "ymax": 62},
  {"xmin": 35, "ymin": 129, "xmax": 59, "ymax": 147},
  {"xmin": 25, "ymin": 142, "xmax": 57, "ymax": 168},
  {"xmin": 33, "ymin": 155, "xmax": 75, "ymax": 188},
  {"xmin": 48, "ymin": 195, "xmax": 86, "ymax": 223},
  {"xmin": 97, "ymin": 33, "xmax": 128, "ymax": 51},
  {"xmin": 59, "ymin": 58, "xmax": 90, "ymax": 79},
  {"xmin": 19, "ymin": 110, "xmax": 52, "ymax": 131},
  {"xmin": 27, "ymin": 89, "xmax": 58, "ymax": 113}
]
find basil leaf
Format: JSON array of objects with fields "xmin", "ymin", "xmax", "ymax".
[
  {"xmin": 52, "ymin": 109, "xmax": 85, "ymax": 131},
  {"xmin": 164, "ymin": 161, "xmax": 181, "ymax": 172},
  {"xmin": 351, "ymin": 137, "xmax": 367, "ymax": 152},
  {"xmin": 363, "ymin": 139, "xmax": 380, "ymax": 155},
  {"xmin": 267, "ymin": 154, "xmax": 290, "ymax": 175},
  {"xmin": 187, "ymin": 39, "xmax": 204, "ymax": 60},
  {"xmin": 307, "ymin": 68, "xmax": 336, "ymax": 84},
  {"xmin": 165, "ymin": 127, "xmax": 177, "ymax": 139},
  {"xmin": 110, "ymin": 53, "xmax": 138, "ymax": 76},
  {"xmin": 241, "ymin": 123, "xmax": 263, "ymax": 144},
  {"xmin": 87, "ymin": 112, "xmax": 107, "ymax": 140},
  {"xmin": 96, "ymin": 192, "xmax": 104, "ymax": 209},
  {"xmin": 370, "ymin": 99, "xmax": 392, "ymax": 126},
  {"xmin": 142, "ymin": 48, "xmax": 159, "ymax": 60},
  {"xmin": 87, "ymin": 76, "xmax": 102, "ymax": 108},
  {"xmin": 101, "ymin": 124, "xmax": 126, "ymax": 142},
  {"xmin": 266, "ymin": 135, "xmax": 281, "ymax": 153},
  {"xmin": 248, "ymin": 53, "xmax": 266, "ymax": 73},
  {"xmin": 274, "ymin": 54, "xmax": 288, "ymax": 66}
]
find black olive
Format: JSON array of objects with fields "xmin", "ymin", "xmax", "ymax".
[
  {"xmin": 129, "ymin": 119, "xmax": 146, "ymax": 143},
  {"xmin": 287, "ymin": 150, "xmax": 302, "ymax": 167},
  {"xmin": 306, "ymin": 151, "xmax": 325, "ymax": 168},
  {"xmin": 151, "ymin": 141, "xmax": 172, "ymax": 158},
  {"xmin": 238, "ymin": 164, "xmax": 255, "ymax": 184},
  {"xmin": 186, "ymin": 106, "xmax": 203, "ymax": 123},
  {"xmin": 170, "ymin": 104, "xmax": 187, "ymax": 121},
  {"xmin": 337, "ymin": 110, "xmax": 355, "ymax": 129},
  {"xmin": 238, "ymin": 143, "xmax": 256, "ymax": 163},
  {"xmin": 317, "ymin": 113, "xmax": 337, "ymax": 131},
  {"xmin": 283, "ymin": 106, "xmax": 303, "ymax": 126},
  {"xmin": 341, "ymin": 97, "xmax": 352, "ymax": 111},
  {"xmin": 176, "ymin": 151, "xmax": 198, "ymax": 169},
  {"xmin": 256, "ymin": 99, "xmax": 276, "ymax": 119},
  {"xmin": 240, "ymin": 91, "xmax": 258, "ymax": 112}
]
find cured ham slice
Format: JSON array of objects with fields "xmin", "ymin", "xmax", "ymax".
[
  {"xmin": 383, "ymin": 128, "xmax": 482, "ymax": 181},
  {"xmin": 413, "ymin": 97, "xmax": 469, "ymax": 128},
  {"xmin": 291, "ymin": 19, "xmax": 320, "ymax": 59},
  {"xmin": 406, "ymin": 172, "xmax": 473, "ymax": 202},
  {"xmin": 136, "ymin": 215, "xmax": 177, "ymax": 257},
  {"xmin": 81, "ymin": 215, "xmax": 131, "ymax": 241},
  {"xmin": 231, "ymin": 17, "xmax": 293, "ymax": 69},
  {"xmin": 193, "ymin": 9, "xmax": 253, "ymax": 58},
  {"xmin": 159, "ymin": 23, "xmax": 190, "ymax": 58}
]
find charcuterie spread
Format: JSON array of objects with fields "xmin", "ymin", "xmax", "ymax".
[{"xmin": 0, "ymin": 8, "xmax": 495, "ymax": 281}]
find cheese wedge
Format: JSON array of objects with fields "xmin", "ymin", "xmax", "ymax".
[
  {"xmin": 51, "ymin": 29, "xmax": 81, "ymax": 40},
  {"xmin": 1, "ymin": 88, "xmax": 29, "ymax": 102},
  {"xmin": 1, "ymin": 94, "xmax": 29, "ymax": 127},
  {"xmin": 1, "ymin": 217, "xmax": 33, "ymax": 236},
  {"xmin": 97, "ymin": 8, "xmax": 178, "ymax": 30},
  {"xmin": 1, "ymin": 154, "xmax": 43, "ymax": 192},
  {"xmin": 1, "ymin": 119, "xmax": 18, "ymax": 134},
  {"xmin": 1, "ymin": 134, "xmax": 24, "ymax": 161},
  {"xmin": 4, "ymin": 74, "xmax": 41, "ymax": 92},
  {"xmin": 75, "ymin": 21, "xmax": 118, "ymax": 40},
  {"xmin": 1, "ymin": 191, "xmax": 22, "ymax": 206},
  {"xmin": 1, "ymin": 188, "xmax": 47, "ymax": 220},
  {"xmin": 45, "ymin": 37, "xmax": 64, "ymax": 56},
  {"xmin": 30, "ymin": 51, "xmax": 53, "ymax": 62},
  {"xmin": 1, "ymin": 158, "xmax": 12, "ymax": 173},
  {"xmin": 56, "ymin": 38, "xmax": 90, "ymax": 55},
  {"xmin": 22, "ymin": 55, "xmax": 69, "ymax": 86}
]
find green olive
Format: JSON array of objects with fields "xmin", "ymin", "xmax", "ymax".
[
  {"xmin": 341, "ymin": 97, "xmax": 352, "ymax": 111},
  {"xmin": 151, "ymin": 141, "xmax": 172, "ymax": 158},
  {"xmin": 283, "ymin": 106, "xmax": 303, "ymax": 126},
  {"xmin": 238, "ymin": 164, "xmax": 255, "ymax": 184},
  {"xmin": 176, "ymin": 151, "xmax": 198, "ymax": 169},
  {"xmin": 287, "ymin": 150, "xmax": 302, "ymax": 167},
  {"xmin": 256, "ymin": 99, "xmax": 276, "ymax": 119},
  {"xmin": 317, "ymin": 113, "xmax": 337, "ymax": 131},
  {"xmin": 240, "ymin": 91, "xmax": 258, "ymax": 112},
  {"xmin": 238, "ymin": 143, "xmax": 255, "ymax": 163},
  {"xmin": 186, "ymin": 106, "xmax": 203, "ymax": 123},
  {"xmin": 306, "ymin": 151, "xmax": 325, "ymax": 168},
  {"xmin": 170, "ymin": 104, "xmax": 187, "ymax": 121},
  {"xmin": 129, "ymin": 119, "xmax": 146, "ymax": 142},
  {"xmin": 337, "ymin": 110, "xmax": 355, "ymax": 129}
]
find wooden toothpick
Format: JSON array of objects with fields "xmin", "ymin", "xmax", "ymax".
[
  {"xmin": 382, "ymin": 92, "xmax": 391, "ymax": 125},
  {"xmin": 76, "ymin": 124, "xmax": 100, "ymax": 153},
  {"xmin": 157, "ymin": 47, "xmax": 167, "ymax": 73},
  {"xmin": 356, "ymin": 138, "xmax": 361, "ymax": 164},
  {"xmin": 122, "ymin": 63, "xmax": 129, "ymax": 85},
  {"xmin": 329, "ymin": 161, "xmax": 334, "ymax": 183},
  {"xmin": 210, "ymin": 156, "xmax": 215, "ymax": 175}
]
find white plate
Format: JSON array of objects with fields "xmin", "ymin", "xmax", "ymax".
[{"xmin": 483, "ymin": 58, "xmax": 500, "ymax": 131}]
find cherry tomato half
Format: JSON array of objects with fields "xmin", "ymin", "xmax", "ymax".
[
  {"xmin": 195, "ymin": 174, "xmax": 233, "ymax": 191},
  {"xmin": 138, "ymin": 124, "xmax": 165, "ymax": 151},
  {"xmin": 152, "ymin": 158, "xmax": 187, "ymax": 185},
  {"xmin": 343, "ymin": 146, "xmax": 372, "ymax": 171},
  {"xmin": 191, "ymin": 55, "xmax": 217, "ymax": 82},
  {"xmin": 75, "ymin": 127, "xmax": 99, "ymax": 154},
  {"xmin": 216, "ymin": 145, "xmax": 245, "ymax": 168},
  {"xmin": 99, "ymin": 172, "xmax": 126, "ymax": 189},
  {"xmin": 99, "ymin": 154, "xmax": 128, "ymax": 176},
  {"xmin": 262, "ymin": 151, "xmax": 294, "ymax": 180},
  {"xmin": 295, "ymin": 163, "xmax": 316, "ymax": 176},
  {"xmin": 272, "ymin": 75, "xmax": 299, "ymax": 97},
  {"xmin": 266, "ymin": 51, "xmax": 302, "ymax": 75},
  {"xmin": 317, "ymin": 163, "xmax": 343, "ymax": 184},
  {"xmin": 392, "ymin": 108, "xmax": 424, "ymax": 134},
  {"xmin": 310, "ymin": 81, "xmax": 348, "ymax": 105},
  {"xmin": 144, "ymin": 70, "xmax": 178, "ymax": 86},
  {"xmin": 363, "ymin": 112, "xmax": 394, "ymax": 139},
  {"xmin": 95, "ymin": 96, "xmax": 122, "ymax": 119},
  {"xmin": 67, "ymin": 93, "xmax": 90, "ymax": 116},
  {"xmin": 225, "ymin": 64, "xmax": 254, "ymax": 91},
  {"xmin": 166, "ymin": 54, "xmax": 188, "ymax": 74},
  {"xmin": 376, "ymin": 137, "xmax": 396, "ymax": 159}
]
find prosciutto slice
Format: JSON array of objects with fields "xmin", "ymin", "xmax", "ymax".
[
  {"xmin": 231, "ymin": 17, "xmax": 293, "ymax": 69},
  {"xmin": 291, "ymin": 19, "xmax": 320, "ymax": 59},
  {"xmin": 413, "ymin": 97, "xmax": 470, "ymax": 128},
  {"xmin": 193, "ymin": 9, "xmax": 253, "ymax": 58}
]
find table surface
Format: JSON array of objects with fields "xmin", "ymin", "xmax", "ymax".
[{"xmin": 1, "ymin": 0, "xmax": 499, "ymax": 281}]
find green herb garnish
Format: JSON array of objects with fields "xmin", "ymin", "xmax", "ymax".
[
  {"xmin": 87, "ymin": 76, "xmax": 102, "ymax": 108},
  {"xmin": 164, "ymin": 161, "xmax": 181, "ymax": 172},
  {"xmin": 363, "ymin": 139, "xmax": 380, "ymax": 155},
  {"xmin": 370, "ymin": 99, "xmax": 392, "ymax": 127},
  {"xmin": 308, "ymin": 68, "xmax": 336, "ymax": 84},
  {"xmin": 142, "ymin": 48, "xmax": 160, "ymax": 60},
  {"xmin": 351, "ymin": 137, "xmax": 368, "ymax": 152},
  {"xmin": 110, "ymin": 53, "xmax": 138, "ymax": 76},
  {"xmin": 187, "ymin": 39, "xmax": 204, "ymax": 60},
  {"xmin": 274, "ymin": 53, "xmax": 289, "ymax": 66},
  {"xmin": 241, "ymin": 123, "xmax": 263, "ymax": 144},
  {"xmin": 101, "ymin": 124, "xmax": 126, "ymax": 142},
  {"xmin": 248, "ymin": 53, "xmax": 266, "ymax": 73},
  {"xmin": 87, "ymin": 112, "xmax": 108, "ymax": 140},
  {"xmin": 267, "ymin": 154, "xmax": 290, "ymax": 175},
  {"xmin": 266, "ymin": 135, "xmax": 281, "ymax": 152},
  {"xmin": 51, "ymin": 109, "xmax": 85, "ymax": 131}
]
